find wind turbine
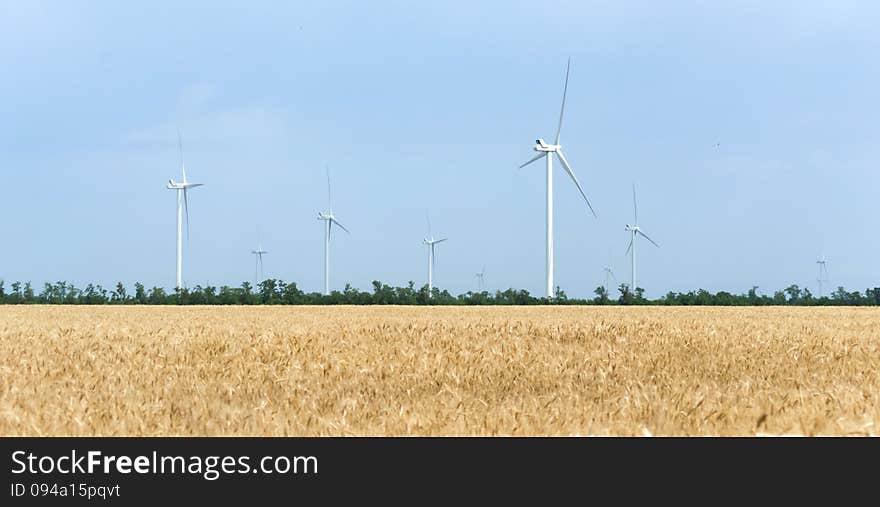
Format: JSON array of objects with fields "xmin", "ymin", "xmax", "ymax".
[
  {"xmin": 816, "ymin": 255, "xmax": 829, "ymax": 298},
  {"xmin": 624, "ymin": 184, "xmax": 659, "ymax": 292},
  {"xmin": 603, "ymin": 249, "xmax": 616, "ymax": 292},
  {"xmin": 476, "ymin": 265, "xmax": 486, "ymax": 292},
  {"xmin": 423, "ymin": 212, "xmax": 447, "ymax": 295},
  {"xmin": 166, "ymin": 130, "xmax": 204, "ymax": 289},
  {"xmin": 519, "ymin": 58, "xmax": 597, "ymax": 298},
  {"xmin": 317, "ymin": 168, "xmax": 349, "ymax": 295},
  {"xmin": 251, "ymin": 235, "xmax": 268, "ymax": 286}
]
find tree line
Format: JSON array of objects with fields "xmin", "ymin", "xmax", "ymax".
[{"xmin": 1, "ymin": 279, "xmax": 878, "ymax": 306}]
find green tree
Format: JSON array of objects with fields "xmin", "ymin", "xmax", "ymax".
[
  {"xmin": 134, "ymin": 283, "xmax": 147, "ymax": 304},
  {"xmin": 111, "ymin": 282, "xmax": 128, "ymax": 304},
  {"xmin": 784, "ymin": 284, "xmax": 802, "ymax": 303},
  {"xmin": 22, "ymin": 282, "xmax": 36, "ymax": 303},
  {"xmin": 772, "ymin": 290, "xmax": 787, "ymax": 305},
  {"xmin": 617, "ymin": 284, "xmax": 633, "ymax": 305},
  {"xmin": 148, "ymin": 286, "xmax": 168, "ymax": 304},
  {"xmin": 281, "ymin": 282, "xmax": 304, "ymax": 304},
  {"xmin": 593, "ymin": 286, "xmax": 609, "ymax": 305},
  {"xmin": 239, "ymin": 282, "xmax": 258, "ymax": 304},
  {"xmin": 633, "ymin": 287, "xmax": 647, "ymax": 304},
  {"xmin": 9, "ymin": 282, "xmax": 22, "ymax": 304},
  {"xmin": 258, "ymin": 279, "xmax": 280, "ymax": 304},
  {"xmin": 747, "ymin": 286, "xmax": 762, "ymax": 306},
  {"xmin": 554, "ymin": 286, "xmax": 568, "ymax": 302}
]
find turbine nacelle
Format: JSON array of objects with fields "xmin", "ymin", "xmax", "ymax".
[
  {"xmin": 625, "ymin": 225, "xmax": 639, "ymax": 232},
  {"xmin": 532, "ymin": 138, "xmax": 559, "ymax": 152},
  {"xmin": 317, "ymin": 212, "xmax": 333, "ymax": 221},
  {"xmin": 168, "ymin": 179, "xmax": 202, "ymax": 190}
]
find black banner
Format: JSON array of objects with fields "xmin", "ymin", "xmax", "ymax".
[{"xmin": 2, "ymin": 438, "xmax": 874, "ymax": 504}]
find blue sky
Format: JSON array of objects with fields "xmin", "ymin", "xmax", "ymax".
[{"xmin": 1, "ymin": 1, "xmax": 879, "ymax": 298}]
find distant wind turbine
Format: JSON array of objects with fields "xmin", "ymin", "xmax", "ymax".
[
  {"xmin": 603, "ymin": 249, "xmax": 616, "ymax": 292},
  {"xmin": 166, "ymin": 130, "xmax": 204, "ymax": 289},
  {"xmin": 251, "ymin": 234, "xmax": 268, "ymax": 286},
  {"xmin": 423, "ymin": 212, "xmax": 447, "ymax": 295},
  {"xmin": 816, "ymin": 255, "xmax": 829, "ymax": 298},
  {"xmin": 519, "ymin": 58, "xmax": 597, "ymax": 298},
  {"xmin": 317, "ymin": 167, "xmax": 349, "ymax": 295},
  {"xmin": 624, "ymin": 184, "xmax": 659, "ymax": 292},
  {"xmin": 476, "ymin": 265, "xmax": 486, "ymax": 292}
]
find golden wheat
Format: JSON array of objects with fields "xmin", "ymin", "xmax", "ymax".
[{"xmin": 0, "ymin": 305, "xmax": 877, "ymax": 436}]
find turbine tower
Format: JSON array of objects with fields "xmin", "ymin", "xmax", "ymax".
[
  {"xmin": 624, "ymin": 184, "xmax": 659, "ymax": 292},
  {"xmin": 251, "ymin": 237, "xmax": 267, "ymax": 286},
  {"xmin": 423, "ymin": 212, "xmax": 447, "ymax": 295},
  {"xmin": 476, "ymin": 265, "xmax": 486, "ymax": 292},
  {"xmin": 317, "ymin": 167, "xmax": 349, "ymax": 295},
  {"xmin": 519, "ymin": 58, "xmax": 597, "ymax": 298},
  {"xmin": 166, "ymin": 130, "xmax": 204, "ymax": 289},
  {"xmin": 816, "ymin": 255, "xmax": 829, "ymax": 298}
]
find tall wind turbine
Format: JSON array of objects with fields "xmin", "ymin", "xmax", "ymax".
[
  {"xmin": 251, "ymin": 235, "xmax": 268, "ymax": 286},
  {"xmin": 624, "ymin": 184, "xmax": 659, "ymax": 292},
  {"xmin": 166, "ymin": 130, "xmax": 204, "ymax": 289},
  {"xmin": 519, "ymin": 58, "xmax": 597, "ymax": 298},
  {"xmin": 317, "ymin": 168, "xmax": 349, "ymax": 295},
  {"xmin": 423, "ymin": 212, "xmax": 447, "ymax": 295},
  {"xmin": 816, "ymin": 255, "xmax": 829, "ymax": 298},
  {"xmin": 476, "ymin": 265, "xmax": 486, "ymax": 292}
]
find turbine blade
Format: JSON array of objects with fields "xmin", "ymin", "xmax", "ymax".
[
  {"xmin": 326, "ymin": 166, "xmax": 332, "ymax": 213},
  {"xmin": 555, "ymin": 58, "xmax": 570, "ymax": 145},
  {"xmin": 185, "ymin": 183, "xmax": 204, "ymax": 188},
  {"xmin": 519, "ymin": 152, "xmax": 545, "ymax": 169},
  {"xmin": 632, "ymin": 184, "xmax": 638, "ymax": 224},
  {"xmin": 625, "ymin": 236, "xmax": 633, "ymax": 256},
  {"xmin": 431, "ymin": 243, "xmax": 436, "ymax": 273},
  {"xmin": 177, "ymin": 129, "xmax": 187, "ymax": 184},
  {"xmin": 556, "ymin": 149, "xmax": 597, "ymax": 218},
  {"xmin": 426, "ymin": 210, "xmax": 432, "ymax": 237},
  {"xmin": 434, "ymin": 237, "xmax": 448, "ymax": 243},
  {"xmin": 332, "ymin": 218, "xmax": 350, "ymax": 234},
  {"xmin": 638, "ymin": 230, "xmax": 660, "ymax": 248}
]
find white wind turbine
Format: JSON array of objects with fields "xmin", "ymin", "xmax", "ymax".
[
  {"xmin": 423, "ymin": 212, "xmax": 447, "ymax": 295},
  {"xmin": 476, "ymin": 265, "xmax": 486, "ymax": 292},
  {"xmin": 816, "ymin": 254, "xmax": 829, "ymax": 298},
  {"xmin": 624, "ymin": 184, "xmax": 659, "ymax": 292},
  {"xmin": 166, "ymin": 130, "xmax": 204, "ymax": 289},
  {"xmin": 603, "ymin": 249, "xmax": 616, "ymax": 292},
  {"xmin": 251, "ymin": 234, "xmax": 268, "ymax": 286},
  {"xmin": 317, "ymin": 168, "xmax": 349, "ymax": 295},
  {"xmin": 519, "ymin": 58, "xmax": 597, "ymax": 298}
]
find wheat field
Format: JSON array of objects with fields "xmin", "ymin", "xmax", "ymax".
[{"xmin": 0, "ymin": 305, "xmax": 877, "ymax": 436}]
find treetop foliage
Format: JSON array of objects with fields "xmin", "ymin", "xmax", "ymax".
[{"xmin": 0, "ymin": 279, "xmax": 877, "ymax": 306}]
